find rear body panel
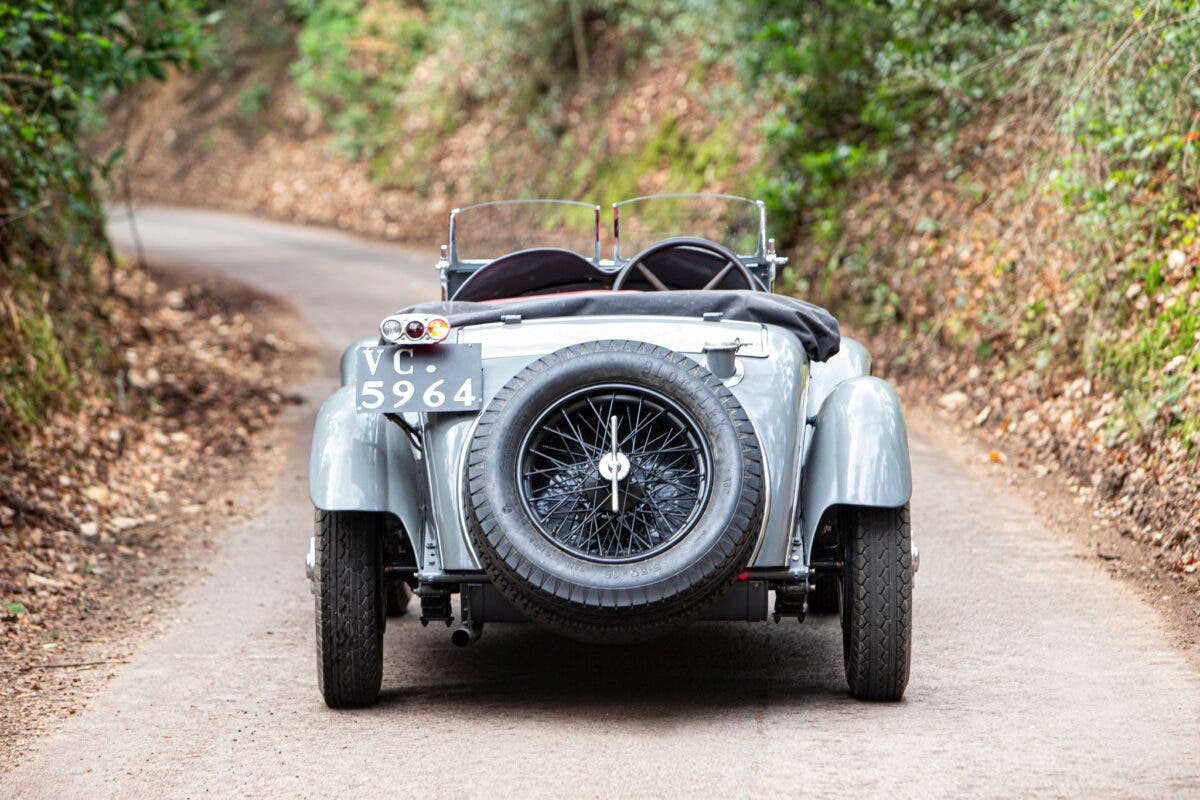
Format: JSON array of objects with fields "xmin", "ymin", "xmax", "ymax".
[
  {"xmin": 310, "ymin": 316, "xmax": 910, "ymax": 576},
  {"xmin": 421, "ymin": 315, "xmax": 808, "ymax": 571}
]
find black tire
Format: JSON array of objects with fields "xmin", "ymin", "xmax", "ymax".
[
  {"xmin": 385, "ymin": 582, "xmax": 413, "ymax": 617},
  {"xmin": 807, "ymin": 574, "xmax": 840, "ymax": 615},
  {"xmin": 466, "ymin": 340, "xmax": 763, "ymax": 643},
  {"xmin": 840, "ymin": 505, "xmax": 913, "ymax": 701},
  {"xmin": 314, "ymin": 510, "xmax": 384, "ymax": 708}
]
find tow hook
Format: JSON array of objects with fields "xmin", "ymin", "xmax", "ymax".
[{"xmin": 305, "ymin": 536, "xmax": 316, "ymax": 590}]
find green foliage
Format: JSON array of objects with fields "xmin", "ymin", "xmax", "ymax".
[
  {"xmin": 237, "ymin": 80, "xmax": 271, "ymax": 120},
  {"xmin": 287, "ymin": 0, "xmax": 733, "ymax": 166},
  {"xmin": 742, "ymin": 0, "xmax": 1200, "ymax": 244},
  {"xmin": 2, "ymin": 2, "xmax": 211, "ymax": 245},
  {"xmin": 0, "ymin": 1, "xmax": 212, "ymax": 434},
  {"xmin": 288, "ymin": 0, "xmax": 431, "ymax": 157},
  {"xmin": 744, "ymin": 1, "xmax": 1075, "ymax": 241},
  {"xmin": 291, "ymin": 0, "xmax": 605, "ymax": 158},
  {"xmin": 741, "ymin": 0, "xmax": 1200, "ymax": 443}
]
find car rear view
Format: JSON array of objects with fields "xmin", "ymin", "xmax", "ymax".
[{"xmin": 307, "ymin": 195, "xmax": 914, "ymax": 707}]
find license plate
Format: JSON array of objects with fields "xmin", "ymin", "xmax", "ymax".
[{"xmin": 355, "ymin": 344, "xmax": 483, "ymax": 413}]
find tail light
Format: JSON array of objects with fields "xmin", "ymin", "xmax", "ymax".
[
  {"xmin": 426, "ymin": 317, "xmax": 450, "ymax": 341},
  {"xmin": 379, "ymin": 314, "xmax": 452, "ymax": 345}
]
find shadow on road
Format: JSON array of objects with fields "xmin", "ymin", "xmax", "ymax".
[{"xmin": 375, "ymin": 614, "xmax": 859, "ymax": 716}]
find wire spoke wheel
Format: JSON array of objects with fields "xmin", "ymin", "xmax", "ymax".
[
  {"xmin": 468, "ymin": 340, "xmax": 762, "ymax": 642},
  {"xmin": 517, "ymin": 384, "xmax": 712, "ymax": 563}
]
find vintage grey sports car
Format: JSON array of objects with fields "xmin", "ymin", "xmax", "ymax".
[{"xmin": 307, "ymin": 194, "xmax": 915, "ymax": 707}]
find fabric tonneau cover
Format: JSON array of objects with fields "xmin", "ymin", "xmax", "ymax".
[{"xmin": 399, "ymin": 290, "xmax": 840, "ymax": 362}]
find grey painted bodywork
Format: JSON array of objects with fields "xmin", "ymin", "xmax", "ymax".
[
  {"xmin": 309, "ymin": 384, "xmax": 424, "ymax": 554},
  {"xmin": 799, "ymin": 376, "xmax": 912, "ymax": 549},
  {"xmin": 309, "ymin": 316, "xmax": 911, "ymax": 574}
]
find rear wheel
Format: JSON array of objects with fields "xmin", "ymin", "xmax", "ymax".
[
  {"xmin": 314, "ymin": 510, "xmax": 384, "ymax": 708},
  {"xmin": 840, "ymin": 505, "xmax": 912, "ymax": 701}
]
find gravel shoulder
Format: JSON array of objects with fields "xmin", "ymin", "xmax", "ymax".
[
  {"xmin": 0, "ymin": 259, "xmax": 313, "ymax": 773},
  {"xmin": 900, "ymin": 399, "xmax": 1200, "ymax": 667}
]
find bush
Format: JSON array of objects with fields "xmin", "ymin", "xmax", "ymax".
[
  {"xmin": 286, "ymin": 0, "xmax": 726, "ymax": 164},
  {"xmin": 742, "ymin": 0, "xmax": 1200, "ymax": 443},
  {"xmin": 0, "ymin": 1, "xmax": 211, "ymax": 434}
]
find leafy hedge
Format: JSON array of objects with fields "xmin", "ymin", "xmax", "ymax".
[
  {"xmin": 742, "ymin": 0, "xmax": 1200, "ymax": 445},
  {"xmin": 0, "ymin": 1, "xmax": 210, "ymax": 434},
  {"xmin": 286, "ymin": 0, "xmax": 734, "ymax": 182}
]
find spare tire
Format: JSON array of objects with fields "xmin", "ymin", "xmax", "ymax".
[{"xmin": 465, "ymin": 340, "xmax": 763, "ymax": 642}]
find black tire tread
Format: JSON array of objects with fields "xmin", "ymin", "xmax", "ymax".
[
  {"xmin": 314, "ymin": 510, "xmax": 383, "ymax": 708},
  {"xmin": 842, "ymin": 504, "xmax": 912, "ymax": 701}
]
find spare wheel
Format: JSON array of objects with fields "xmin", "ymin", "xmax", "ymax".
[{"xmin": 465, "ymin": 339, "xmax": 763, "ymax": 642}]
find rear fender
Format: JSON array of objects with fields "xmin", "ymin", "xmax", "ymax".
[
  {"xmin": 807, "ymin": 336, "xmax": 871, "ymax": 414},
  {"xmin": 308, "ymin": 385, "xmax": 423, "ymax": 554},
  {"xmin": 800, "ymin": 376, "xmax": 911, "ymax": 553},
  {"xmin": 340, "ymin": 338, "xmax": 376, "ymax": 385}
]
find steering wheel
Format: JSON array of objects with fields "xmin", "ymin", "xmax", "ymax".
[{"xmin": 612, "ymin": 236, "xmax": 757, "ymax": 291}]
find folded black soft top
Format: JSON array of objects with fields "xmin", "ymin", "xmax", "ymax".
[{"xmin": 401, "ymin": 290, "xmax": 840, "ymax": 362}]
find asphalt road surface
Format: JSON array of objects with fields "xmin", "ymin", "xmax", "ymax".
[{"xmin": 4, "ymin": 205, "xmax": 1199, "ymax": 798}]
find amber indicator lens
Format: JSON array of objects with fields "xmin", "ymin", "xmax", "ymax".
[{"xmin": 427, "ymin": 317, "xmax": 451, "ymax": 341}]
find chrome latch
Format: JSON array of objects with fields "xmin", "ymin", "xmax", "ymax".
[{"xmin": 702, "ymin": 338, "xmax": 744, "ymax": 383}]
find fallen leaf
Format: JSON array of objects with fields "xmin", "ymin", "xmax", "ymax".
[
  {"xmin": 27, "ymin": 573, "xmax": 67, "ymax": 589},
  {"xmin": 83, "ymin": 486, "xmax": 112, "ymax": 506},
  {"xmin": 939, "ymin": 390, "xmax": 969, "ymax": 411}
]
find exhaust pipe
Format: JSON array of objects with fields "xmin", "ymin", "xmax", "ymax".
[{"xmin": 450, "ymin": 623, "xmax": 483, "ymax": 648}]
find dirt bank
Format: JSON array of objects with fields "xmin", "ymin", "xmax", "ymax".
[{"xmin": 0, "ymin": 261, "xmax": 309, "ymax": 771}]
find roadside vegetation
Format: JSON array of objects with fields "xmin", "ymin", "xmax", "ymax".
[
  {"xmin": 1, "ymin": 2, "xmax": 293, "ymax": 728},
  {"xmin": 286, "ymin": 0, "xmax": 756, "ymax": 204},
  {"xmin": 750, "ymin": 1, "xmax": 1200, "ymax": 446},
  {"xmin": 739, "ymin": 0, "xmax": 1200, "ymax": 567},
  {"xmin": 14, "ymin": 2, "xmax": 1198, "ymax": 615},
  {"xmin": 0, "ymin": 1, "xmax": 208, "ymax": 435}
]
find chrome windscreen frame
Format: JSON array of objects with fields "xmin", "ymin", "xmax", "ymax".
[
  {"xmin": 611, "ymin": 193, "xmax": 768, "ymax": 262},
  {"xmin": 447, "ymin": 199, "xmax": 601, "ymax": 266},
  {"xmin": 439, "ymin": 193, "xmax": 785, "ymax": 297},
  {"xmin": 612, "ymin": 194, "xmax": 782, "ymax": 291}
]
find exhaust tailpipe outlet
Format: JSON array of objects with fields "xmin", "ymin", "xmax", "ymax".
[{"xmin": 450, "ymin": 623, "xmax": 483, "ymax": 648}]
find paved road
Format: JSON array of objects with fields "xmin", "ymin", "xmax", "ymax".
[{"xmin": 4, "ymin": 205, "xmax": 1199, "ymax": 798}]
